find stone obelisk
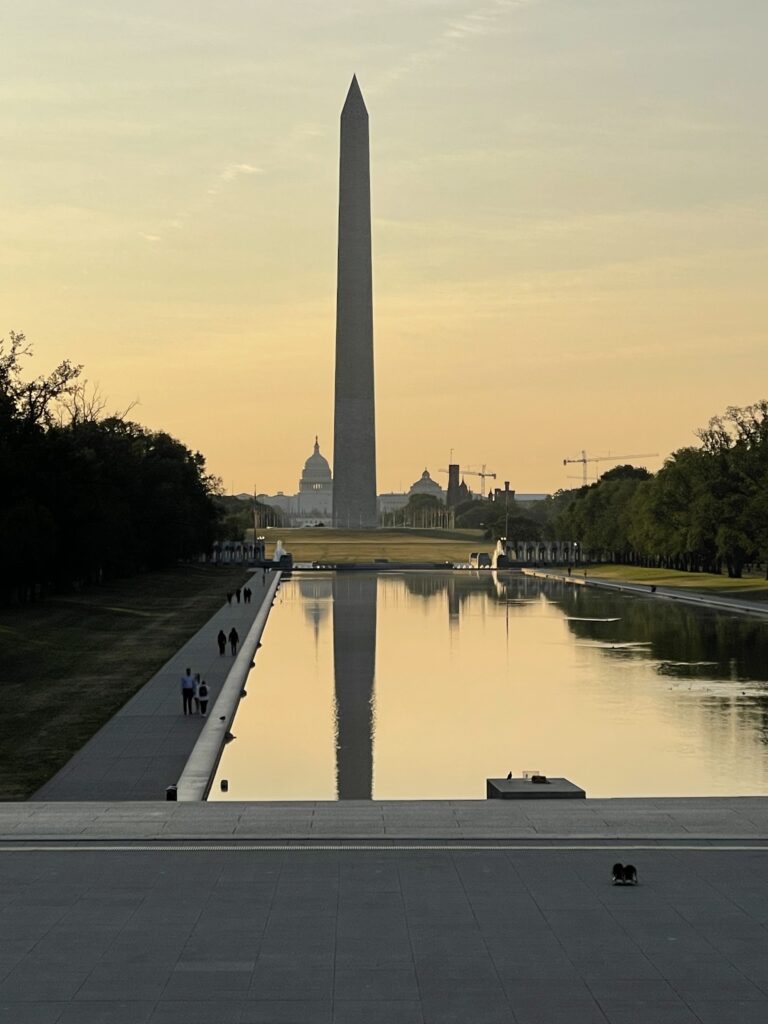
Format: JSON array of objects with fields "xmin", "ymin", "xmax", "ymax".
[{"xmin": 332, "ymin": 76, "xmax": 377, "ymax": 529}]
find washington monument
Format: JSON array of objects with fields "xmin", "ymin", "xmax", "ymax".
[{"xmin": 332, "ymin": 76, "xmax": 378, "ymax": 529}]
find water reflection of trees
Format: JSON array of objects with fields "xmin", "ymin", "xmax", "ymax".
[
  {"xmin": 549, "ymin": 585, "xmax": 768, "ymax": 682},
  {"xmin": 328, "ymin": 570, "xmax": 768, "ymax": 789},
  {"xmin": 402, "ymin": 573, "xmax": 452, "ymax": 600},
  {"xmin": 434, "ymin": 572, "xmax": 768, "ymax": 748},
  {"xmin": 397, "ymin": 570, "xmax": 547, "ymax": 614},
  {"xmin": 400, "ymin": 570, "xmax": 509, "ymax": 606},
  {"xmin": 543, "ymin": 580, "xmax": 768, "ymax": 748},
  {"xmin": 384, "ymin": 573, "xmax": 768, "ymax": 686}
]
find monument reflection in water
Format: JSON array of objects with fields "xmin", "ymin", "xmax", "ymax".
[
  {"xmin": 332, "ymin": 574, "xmax": 376, "ymax": 800},
  {"xmin": 211, "ymin": 571, "xmax": 768, "ymax": 801}
]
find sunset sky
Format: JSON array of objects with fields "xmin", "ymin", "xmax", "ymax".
[{"xmin": 3, "ymin": 0, "xmax": 767, "ymax": 495}]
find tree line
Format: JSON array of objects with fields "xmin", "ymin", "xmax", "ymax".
[
  {"xmin": 404, "ymin": 401, "xmax": 768, "ymax": 580},
  {"xmin": 390, "ymin": 400, "xmax": 767, "ymax": 580},
  {"xmin": 1, "ymin": 333, "xmax": 222, "ymax": 603},
  {"xmin": 216, "ymin": 494, "xmax": 287, "ymax": 540},
  {"xmin": 547, "ymin": 402, "xmax": 768, "ymax": 578}
]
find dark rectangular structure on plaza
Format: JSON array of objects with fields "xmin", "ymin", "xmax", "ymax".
[
  {"xmin": 332, "ymin": 76, "xmax": 378, "ymax": 529},
  {"xmin": 486, "ymin": 777, "xmax": 586, "ymax": 799}
]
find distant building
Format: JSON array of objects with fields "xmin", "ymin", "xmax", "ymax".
[
  {"xmin": 491, "ymin": 487, "xmax": 549, "ymax": 504},
  {"xmin": 408, "ymin": 469, "xmax": 445, "ymax": 501},
  {"xmin": 446, "ymin": 464, "xmax": 461, "ymax": 508},
  {"xmin": 256, "ymin": 437, "xmax": 334, "ymax": 526},
  {"xmin": 378, "ymin": 467, "xmax": 445, "ymax": 519},
  {"xmin": 256, "ymin": 451, "xmax": 461, "ymax": 526},
  {"xmin": 491, "ymin": 487, "xmax": 516, "ymax": 504},
  {"xmin": 295, "ymin": 437, "xmax": 333, "ymax": 525},
  {"xmin": 254, "ymin": 491, "xmax": 293, "ymax": 517},
  {"xmin": 378, "ymin": 492, "xmax": 409, "ymax": 515}
]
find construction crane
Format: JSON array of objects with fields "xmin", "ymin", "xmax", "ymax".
[
  {"xmin": 563, "ymin": 451, "xmax": 659, "ymax": 486},
  {"xmin": 439, "ymin": 464, "xmax": 497, "ymax": 496}
]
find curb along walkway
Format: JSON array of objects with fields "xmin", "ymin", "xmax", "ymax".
[
  {"xmin": 34, "ymin": 569, "xmax": 280, "ymax": 801},
  {"xmin": 176, "ymin": 571, "xmax": 281, "ymax": 801},
  {"xmin": 523, "ymin": 568, "xmax": 768, "ymax": 618}
]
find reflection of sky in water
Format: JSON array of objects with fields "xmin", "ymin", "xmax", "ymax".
[{"xmin": 212, "ymin": 572, "xmax": 768, "ymax": 801}]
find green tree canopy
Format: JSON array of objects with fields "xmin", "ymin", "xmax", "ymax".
[{"xmin": 541, "ymin": 405, "xmax": 768, "ymax": 577}]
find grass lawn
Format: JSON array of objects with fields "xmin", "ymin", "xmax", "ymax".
[
  {"xmin": 261, "ymin": 527, "xmax": 489, "ymax": 563},
  {"xmin": 581, "ymin": 564, "xmax": 768, "ymax": 602},
  {"xmin": 0, "ymin": 564, "xmax": 251, "ymax": 800}
]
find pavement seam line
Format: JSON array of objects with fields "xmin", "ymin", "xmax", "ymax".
[{"xmin": 4, "ymin": 843, "xmax": 768, "ymax": 852}]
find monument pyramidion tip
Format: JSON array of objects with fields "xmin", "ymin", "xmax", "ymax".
[{"xmin": 342, "ymin": 74, "xmax": 367, "ymax": 117}]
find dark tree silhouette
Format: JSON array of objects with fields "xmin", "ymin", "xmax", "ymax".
[{"xmin": 0, "ymin": 334, "xmax": 221, "ymax": 603}]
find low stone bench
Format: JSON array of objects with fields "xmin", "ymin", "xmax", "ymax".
[{"xmin": 486, "ymin": 777, "xmax": 586, "ymax": 799}]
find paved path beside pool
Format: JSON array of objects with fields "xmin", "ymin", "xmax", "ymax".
[
  {"xmin": 33, "ymin": 571, "xmax": 279, "ymax": 802},
  {"xmin": 523, "ymin": 568, "xmax": 768, "ymax": 618}
]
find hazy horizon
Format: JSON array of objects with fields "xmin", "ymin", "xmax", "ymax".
[{"xmin": 3, "ymin": 0, "xmax": 767, "ymax": 494}]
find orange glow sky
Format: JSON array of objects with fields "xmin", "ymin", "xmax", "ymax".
[{"xmin": 3, "ymin": 1, "xmax": 767, "ymax": 494}]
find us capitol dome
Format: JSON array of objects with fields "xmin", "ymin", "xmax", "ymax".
[{"xmin": 296, "ymin": 437, "xmax": 333, "ymax": 522}]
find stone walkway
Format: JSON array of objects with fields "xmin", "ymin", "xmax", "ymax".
[
  {"xmin": 4, "ymin": 803, "xmax": 768, "ymax": 1022},
  {"xmin": 1, "ymin": 836, "xmax": 767, "ymax": 1023},
  {"xmin": 5, "ymin": 797, "xmax": 768, "ymax": 842},
  {"xmin": 33, "ymin": 571, "xmax": 277, "ymax": 801}
]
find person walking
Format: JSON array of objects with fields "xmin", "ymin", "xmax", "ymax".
[
  {"xmin": 180, "ymin": 668, "xmax": 195, "ymax": 715},
  {"xmin": 217, "ymin": 629, "xmax": 226, "ymax": 655},
  {"xmin": 226, "ymin": 592, "xmax": 232, "ymax": 605},
  {"xmin": 235, "ymin": 589, "xmax": 241, "ymax": 604},
  {"xmin": 198, "ymin": 679, "xmax": 209, "ymax": 717},
  {"xmin": 228, "ymin": 627, "xmax": 239, "ymax": 655},
  {"xmin": 193, "ymin": 673, "xmax": 201, "ymax": 714}
]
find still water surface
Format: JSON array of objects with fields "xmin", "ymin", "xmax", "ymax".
[{"xmin": 212, "ymin": 571, "xmax": 768, "ymax": 800}]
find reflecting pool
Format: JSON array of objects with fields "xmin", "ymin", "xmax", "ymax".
[{"xmin": 211, "ymin": 571, "xmax": 768, "ymax": 800}]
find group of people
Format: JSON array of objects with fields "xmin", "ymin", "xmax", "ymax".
[
  {"xmin": 217, "ymin": 628, "xmax": 239, "ymax": 655},
  {"xmin": 179, "ymin": 575, "xmax": 266, "ymax": 714},
  {"xmin": 179, "ymin": 624, "xmax": 241, "ymax": 715},
  {"xmin": 180, "ymin": 669, "xmax": 210, "ymax": 716}
]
